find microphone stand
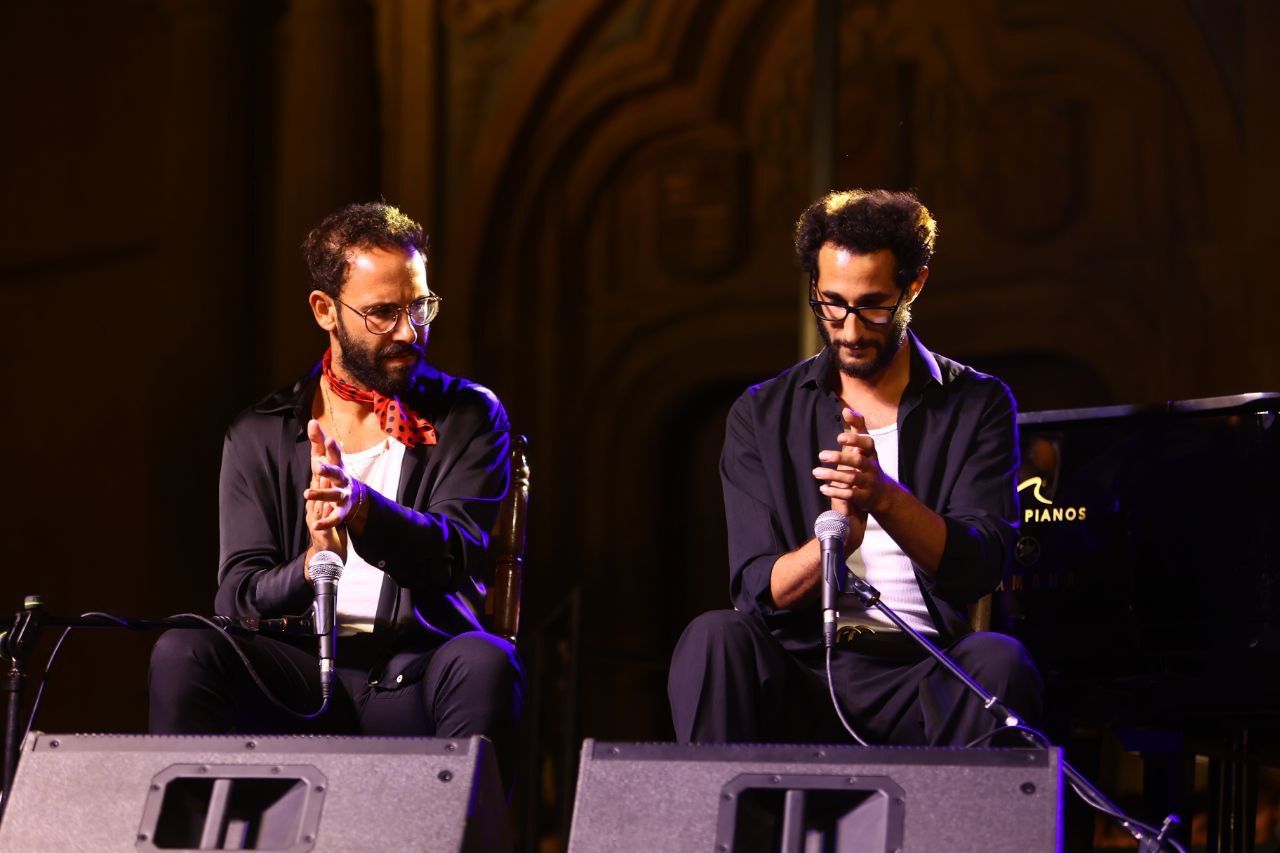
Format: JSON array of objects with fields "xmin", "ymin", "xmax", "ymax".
[
  {"xmin": 0, "ymin": 595, "xmax": 312, "ymax": 822},
  {"xmin": 837, "ymin": 576, "xmax": 1184, "ymax": 852},
  {"xmin": 0, "ymin": 597, "xmax": 43, "ymax": 823}
]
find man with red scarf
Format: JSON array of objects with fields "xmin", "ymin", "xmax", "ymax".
[{"xmin": 148, "ymin": 203, "xmax": 522, "ymax": 780}]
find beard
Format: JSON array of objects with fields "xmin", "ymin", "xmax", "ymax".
[
  {"xmin": 817, "ymin": 302, "xmax": 912, "ymax": 380},
  {"xmin": 333, "ymin": 316, "xmax": 422, "ymax": 396}
]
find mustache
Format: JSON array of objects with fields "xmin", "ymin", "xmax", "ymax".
[{"xmin": 378, "ymin": 343, "xmax": 420, "ymax": 361}]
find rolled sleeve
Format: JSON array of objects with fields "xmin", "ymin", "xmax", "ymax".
[
  {"xmin": 214, "ymin": 426, "xmax": 314, "ymax": 618},
  {"xmin": 723, "ymin": 395, "xmax": 788, "ymax": 616},
  {"xmin": 926, "ymin": 382, "xmax": 1020, "ymax": 603}
]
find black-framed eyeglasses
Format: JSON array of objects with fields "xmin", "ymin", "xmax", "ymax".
[
  {"xmin": 808, "ymin": 295, "xmax": 902, "ymax": 327},
  {"xmin": 336, "ymin": 295, "xmax": 442, "ymax": 335}
]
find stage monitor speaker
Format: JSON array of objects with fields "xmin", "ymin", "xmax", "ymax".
[
  {"xmin": 0, "ymin": 732, "xmax": 509, "ymax": 852},
  {"xmin": 568, "ymin": 740, "xmax": 1062, "ymax": 852}
]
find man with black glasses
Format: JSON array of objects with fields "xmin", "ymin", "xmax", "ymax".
[
  {"xmin": 668, "ymin": 189, "xmax": 1041, "ymax": 747},
  {"xmin": 149, "ymin": 202, "xmax": 522, "ymax": 780}
]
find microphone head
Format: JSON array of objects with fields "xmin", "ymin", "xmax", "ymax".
[
  {"xmin": 814, "ymin": 510, "xmax": 851, "ymax": 543},
  {"xmin": 308, "ymin": 550, "xmax": 344, "ymax": 584}
]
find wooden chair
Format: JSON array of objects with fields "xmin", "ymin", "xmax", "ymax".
[
  {"xmin": 485, "ymin": 434, "xmax": 529, "ymax": 644},
  {"xmin": 968, "ymin": 594, "xmax": 992, "ymax": 633}
]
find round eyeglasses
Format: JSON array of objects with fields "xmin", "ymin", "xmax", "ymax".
[
  {"xmin": 336, "ymin": 295, "xmax": 442, "ymax": 335},
  {"xmin": 808, "ymin": 296, "xmax": 902, "ymax": 327}
]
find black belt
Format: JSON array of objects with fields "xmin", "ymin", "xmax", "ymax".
[{"xmin": 834, "ymin": 627, "xmax": 925, "ymax": 661}]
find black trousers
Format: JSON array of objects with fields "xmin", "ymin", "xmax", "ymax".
[
  {"xmin": 148, "ymin": 628, "xmax": 524, "ymax": 784},
  {"xmin": 668, "ymin": 610, "xmax": 1042, "ymax": 746}
]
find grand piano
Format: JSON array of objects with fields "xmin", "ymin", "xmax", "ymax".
[{"xmin": 1009, "ymin": 393, "xmax": 1280, "ymax": 851}]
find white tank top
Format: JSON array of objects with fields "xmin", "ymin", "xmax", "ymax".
[
  {"xmin": 335, "ymin": 437, "xmax": 406, "ymax": 633},
  {"xmin": 837, "ymin": 423, "xmax": 937, "ymax": 636}
]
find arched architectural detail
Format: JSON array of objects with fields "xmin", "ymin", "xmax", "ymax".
[{"xmin": 408, "ymin": 0, "xmax": 1270, "ymax": 740}]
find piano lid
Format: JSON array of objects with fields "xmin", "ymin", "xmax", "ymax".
[
  {"xmin": 1006, "ymin": 392, "xmax": 1280, "ymax": 694},
  {"xmin": 1017, "ymin": 391, "xmax": 1280, "ymax": 426}
]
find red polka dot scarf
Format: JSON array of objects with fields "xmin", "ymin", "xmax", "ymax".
[{"xmin": 321, "ymin": 348, "xmax": 437, "ymax": 447}]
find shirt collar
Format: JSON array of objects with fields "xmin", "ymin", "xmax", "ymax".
[
  {"xmin": 252, "ymin": 363, "xmax": 321, "ymax": 421},
  {"xmin": 908, "ymin": 330, "xmax": 944, "ymax": 388}
]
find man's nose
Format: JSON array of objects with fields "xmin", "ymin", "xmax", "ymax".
[{"xmin": 391, "ymin": 310, "xmax": 419, "ymax": 343}]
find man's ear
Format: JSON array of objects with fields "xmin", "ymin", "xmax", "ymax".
[
  {"xmin": 905, "ymin": 267, "xmax": 928, "ymax": 304},
  {"xmin": 309, "ymin": 290, "xmax": 337, "ymax": 332}
]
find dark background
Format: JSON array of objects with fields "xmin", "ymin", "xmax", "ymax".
[{"xmin": 2, "ymin": 0, "xmax": 1277, "ymax": 847}]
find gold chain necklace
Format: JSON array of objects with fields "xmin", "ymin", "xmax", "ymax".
[
  {"xmin": 319, "ymin": 377, "xmax": 351, "ymax": 451},
  {"xmin": 320, "ymin": 377, "xmax": 389, "ymax": 454}
]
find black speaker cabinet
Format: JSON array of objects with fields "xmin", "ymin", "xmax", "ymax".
[
  {"xmin": 0, "ymin": 733, "xmax": 509, "ymax": 852},
  {"xmin": 568, "ymin": 740, "xmax": 1062, "ymax": 852}
]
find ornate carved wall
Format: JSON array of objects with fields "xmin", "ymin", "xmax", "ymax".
[{"xmin": 387, "ymin": 0, "xmax": 1279, "ymax": 752}]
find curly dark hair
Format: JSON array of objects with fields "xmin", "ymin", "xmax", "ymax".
[
  {"xmin": 794, "ymin": 189, "xmax": 937, "ymax": 290},
  {"xmin": 301, "ymin": 202, "xmax": 427, "ymax": 297}
]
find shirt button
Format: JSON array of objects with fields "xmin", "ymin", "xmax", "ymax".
[{"xmin": 377, "ymin": 560, "xmax": 386, "ymax": 568}]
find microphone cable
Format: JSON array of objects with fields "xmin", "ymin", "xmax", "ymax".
[
  {"xmin": 824, "ymin": 643, "xmax": 869, "ymax": 746},
  {"xmin": 169, "ymin": 612, "xmax": 333, "ymax": 720},
  {"xmin": 20, "ymin": 612, "xmax": 128, "ymax": 751},
  {"xmin": 20, "ymin": 610, "xmax": 333, "ymax": 747}
]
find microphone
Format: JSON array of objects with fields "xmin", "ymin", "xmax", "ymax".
[
  {"xmin": 814, "ymin": 511, "xmax": 851, "ymax": 649},
  {"xmin": 307, "ymin": 550, "xmax": 344, "ymax": 700}
]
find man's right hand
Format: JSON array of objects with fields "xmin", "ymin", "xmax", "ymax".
[
  {"xmin": 305, "ymin": 419, "xmax": 347, "ymax": 578},
  {"xmin": 823, "ymin": 408, "xmax": 869, "ymax": 554}
]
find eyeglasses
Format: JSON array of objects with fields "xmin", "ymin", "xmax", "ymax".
[
  {"xmin": 335, "ymin": 295, "xmax": 442, "ymax": 335},
  {"xmin": 808, "ymin": 295, "xmax": 902, "ymax": 327}
]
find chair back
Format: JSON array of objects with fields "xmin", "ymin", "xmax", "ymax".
[
  {"xmin": 967, "ymin": 594, "xmax": 992, "ymax": 633},
  {"xmin": 485, "ymin": 434, "xmax": 529, "ymax": 643}
]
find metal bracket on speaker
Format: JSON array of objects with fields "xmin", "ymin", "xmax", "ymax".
[
  {"xmin": 714, "ymin": 773, "xmax": 906, "ymax": 853},
  {"xmin": 136, "ymin": 764, "xmax": 328, "ymax": 853}
]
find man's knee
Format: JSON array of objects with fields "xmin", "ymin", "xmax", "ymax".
[
  {"xmin": 148, "ymin": 629, "xmax": 246, "ymax": 734},
  {"xmin": 149, "ymin": 629, "xmax": 225, "ymax": 680},
  {"xmin": 950, "ymin": 632, "xmax": 1041, "ymax": 685},
  {"xmin": 669, "ymin": 611, "xmax": 792, "ymax": 743},
  {"xmin": 672, "ymin": 610, "xmax": 761, "ymax": 662},
  {"xmin": 435, "ymin": 632, "xmax": 523, "ymax": 689},
  {"xmin": 669, "ymin": 610, "xmax": 771, "ymax": 707}
]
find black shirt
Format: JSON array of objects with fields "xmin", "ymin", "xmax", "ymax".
[
  {"xmin": 721, "ymin": 332, "xmax": 1019, "ymax": 653},
  {"xmin": 214, "ymin": 361, "xmax": 511, "ymax": 643}
]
